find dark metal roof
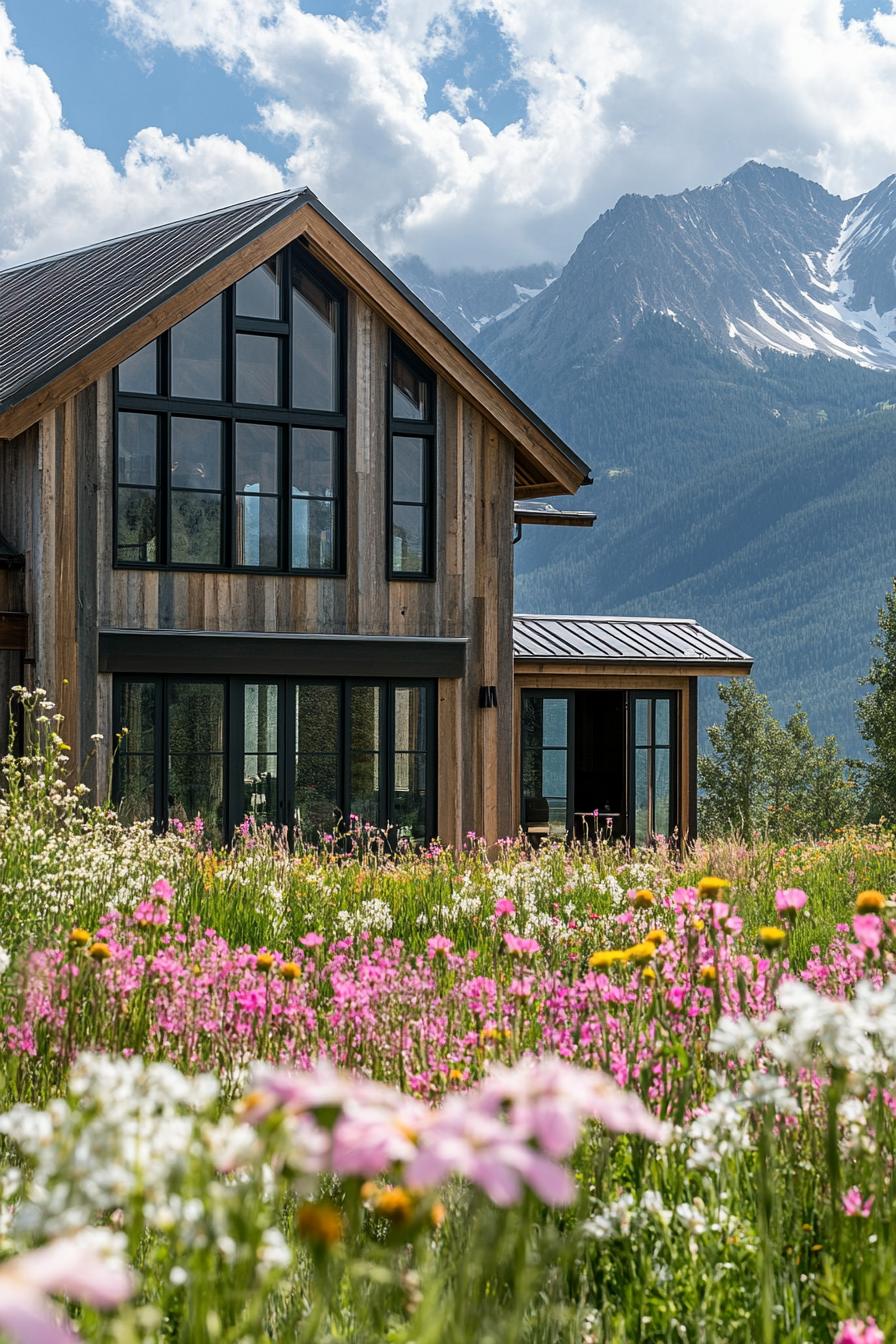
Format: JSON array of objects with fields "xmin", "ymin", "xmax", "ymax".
[
  {"xmin": 0, "ymin": 191, "xmax": 591, "ymax": 487},
  {"xmin": 0, "ymin": 191, "xmax": 310, "ymax": 415},
  {"xmin": 513, "ymin": 502, "xmax": 595, "ymax": 527},
  {"xmin": 513, "ymin": 614, "xmax": 752, "ymax": 669}
]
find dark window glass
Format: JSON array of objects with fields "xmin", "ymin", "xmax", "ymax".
[
  {"xmin": 292, "ymin": 269, "xmax": 339, "ymax": 411},
  {"xmin": 236, "ymin": 333, "xmax": 282, "ymax": 406},
  {"xmin": 171, "ymin": 296, "xmax": 223, "ymax": 400},
  {"xmin": 520, "ymin": 694, "xmax": 569, "ymax": 834},
  {"xmin": 291, "ymin": 427, "xmax": 337, "ymax": 571},
  {"xmin": 171, "ymin": 492, "xmax": 222, "ymax": 566},
  {"xmin": 392, "ymin": 436, "xmax": 425, "ymax": 502},
  {"xmin": 391, "ymin": 504, "xmax": 425, "ymax": 575},
  {"xmin": 235, "ymin": 423, "xmax": 280, "ymax": 568},
  {"xmin": 118, "ymin": 341, "xmax": 158, "ymax": 395},
  {"xmin": 391, "ymin": 685, "xmax": 429, "ymax": 841},
  {"xmin": 244, "ymin": 683, "xmax": 279, "ymax": 824},
  {"xmin": 116, "ymin": 681, "xmax": 157, "ymax": 824},
  {"xmin": 295, "ymin": 683, "xmax": 341, "ymax": 835},
  {"xmin": 118, "ymin": 412, "xmax": 157, "ymax": 485},
  {"xmin": 236, "ymin": 258, "xmax": 282, "ymax": 319},
  {"xmin": 392, "ymin": 351, "xmax": 430, "ymax": 421},
  {"xmin": 168, "ymin": 682, "xmax": 225, "ymax": 843},
  {"xmin": 171, "ymin": 418, "xmax": 223, "ymax": 489},
  {"xmin": 117, "ymin": 488, "xmax": 158, "ymax": 564},
  {"xmin": 631, "ymin": 695, "xmax": 675, "ymax": 843},
  {"xmin": 350, "ymin": 684, "xmax": 382, "ymax": 822}
]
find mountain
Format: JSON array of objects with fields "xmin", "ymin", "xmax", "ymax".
[
  {"xmin": 397, "ymin": 256, "xmax": 557, "ymax": 343},
  {"xmin": 450, "ymin": 162, "xmax": 896, "ymax": 757}
]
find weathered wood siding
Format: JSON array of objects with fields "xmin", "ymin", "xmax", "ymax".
[{"xmin": 6, "ymin": 293, "xmax": 516, "ymax": 843}]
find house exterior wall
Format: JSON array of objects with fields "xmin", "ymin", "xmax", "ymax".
[{"xmin": 0, "ymin": 290, "xmax": 517, "ymax": 844}]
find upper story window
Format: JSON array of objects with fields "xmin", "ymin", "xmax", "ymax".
[
  {"xmin": 388, "ymin": 336, "xmax": 436, "ymax": 580},
  {"xmin": 114, "ymin": 245, "xmax": 345, "ymax": 574}
]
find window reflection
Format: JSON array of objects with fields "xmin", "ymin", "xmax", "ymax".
[
  {"xmin": 171, "ymin": 297, "xmax": 223, "ymax": 400},
  {"xmin": 292, "ymin": 269, "xmax": 339, "ymax": 412}
]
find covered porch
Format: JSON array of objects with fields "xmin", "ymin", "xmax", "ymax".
[{"xmin": 513, "ymin": 615, "xmax": 752, "ymax": 845}]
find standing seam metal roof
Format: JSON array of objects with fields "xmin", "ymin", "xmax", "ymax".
[{"xmin": 513, "ymin": 615, "xmax": 752, "ymax": 666}]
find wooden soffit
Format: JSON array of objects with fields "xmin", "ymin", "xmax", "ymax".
[{"xmin": 0, "ymin": 201, "xmax": 590, "ymax": 497}]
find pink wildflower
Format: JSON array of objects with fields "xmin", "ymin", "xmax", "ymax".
[
  {"xmin": 775, "ymin": 887, "xmax": 807, "ymax": 913},
  {"xmin": 150, "ymin": 877, "xmax": 174, "ymax": 903},
  {"xmin": 853, "ymin": 914, "xmax": 883, "ymax": 956},
  {"xmin": 0, "ymin": 1229, "xmax": 134, "ymax": 1344},
  {"xmin": 427, "ymin": 935, "xmax": 454, "ymax": 959},
  {"xmin": 842, "ymin": 1187, "xmax": 874, "ymax": 1218},
  {"xmin": 494, "ymin": 899, "xmax": 516, "ymax": 918},
  {"xmin": 299, "ymin": 932, "xmax": 324, "ymax": 948},
  {"xmin": 834, "ymin": 1318, "xmax": 885, "ymax": 1344},
  {"xmin": 503, "ymin": 932, "xmax": 541, "ymax": 957}
]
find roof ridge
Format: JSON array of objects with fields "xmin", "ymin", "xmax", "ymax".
[{"xmin": 0, "ymin": 188, "xmax": 311, "ymax": 278}]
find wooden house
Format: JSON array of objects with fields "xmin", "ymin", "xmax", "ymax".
[{"xmin": 0, "ymin": 190, "xmax": 750, "ymax": 847}]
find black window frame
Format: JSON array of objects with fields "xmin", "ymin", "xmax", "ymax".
[
  {"xmin": 627, "ymin": 691, "xmax": 679, "ymax": 843},
  {"xmin": 113, "ymin": 673, "xmax": 437, "ymax": 844},
  {"xmin": 387, "ymin": 334, "xmax": 437, "ymax": 582},
  {"xmin": 113, "ymin": 243, "xmax": 347, "ymax": 577}
]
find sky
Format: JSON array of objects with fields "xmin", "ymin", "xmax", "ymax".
[{"xmin": 3, "ymin": 0, "xmax": 896, "ymax": 271}]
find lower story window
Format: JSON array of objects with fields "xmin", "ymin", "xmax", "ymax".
[{"xmin": 114, "ymin": 675, "xmax": 435, "ymax": 845}]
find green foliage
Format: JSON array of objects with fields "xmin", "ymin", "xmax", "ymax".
[
  {"xmin": 857, "ymin": 578, "xmax": 896, "ymax": 820},
  {"xmin": 698, "ymin": 677, "xmax": 860, "ymax": 839}
]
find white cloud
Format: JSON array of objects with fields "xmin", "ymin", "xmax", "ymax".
[
  {"xmin": 0, "ymin": 5, "xmax": 282, "ymax": 266},
  {"xmin": 5, "ymin": 0, "xmax": 896, "ymax": 269}
]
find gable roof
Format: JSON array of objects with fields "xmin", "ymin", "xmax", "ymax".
[
  {"xmin": 0, "ymin": 190, "xmax": 591, "ymax": 494},
  {"xmin": 513, "ymin": 614, "xmax": 752, "ymax": 671}
]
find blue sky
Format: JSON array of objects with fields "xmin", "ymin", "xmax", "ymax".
[{"xmin": 3, "ymin": 1, "xmax": 896, "ymax": 270}]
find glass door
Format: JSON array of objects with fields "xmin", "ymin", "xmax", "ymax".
[
  {"xmin": 520, "ymin": 692, "xmax": 573, "ymax": 839},
  {"xmin": 629, "ymin": 693, "xmax": 677, "ymax": 844}
]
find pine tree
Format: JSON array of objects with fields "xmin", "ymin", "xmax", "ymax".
[{"xmin": 857, "ymin": 579, "xmax": 896, "ymax": 820}]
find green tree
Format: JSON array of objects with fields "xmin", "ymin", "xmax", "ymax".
[
  {"xmin": 857, "ymin": 578, "xmax": 896, "ymax": 820},
  {"xmin": 699, "ymin": 677, "xmax": 859, "ymax": 839}
]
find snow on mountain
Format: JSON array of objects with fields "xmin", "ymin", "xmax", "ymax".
[{"xmin": 395, "ymin": 256, "xmax": 558, "ymax": 343}]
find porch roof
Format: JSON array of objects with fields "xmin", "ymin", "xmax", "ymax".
[{"xmin": 512, "ymin": 614, "xmax": 752, "ymax": 671}]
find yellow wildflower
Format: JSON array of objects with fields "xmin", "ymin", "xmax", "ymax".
[
  {"xmin": 645, "ymin": 928, "xmax": 667, "ymax": 945},
  {"xmin": 255, "ymin": 952, "xmax": 274, "ymax": 973},
  {"xmin": 632, "ymin": 888, "xmax": 654, "ymax": 908},
  {"xmin": 758, "ymin": 926, "xmax": 787, "ymax": 949},
  {"xmin": 699, "ymin": 964, "xmax": 716, "ymax": 985},
  {"xmin": 372, "ymin": 1186, "xmax": 415, "ymax": 1226},
  {"xmin": 641, "ymin": 966, "xmax": 657, "ymax": 982},
  {"xmin": 279, "ymin": 961, "xmax": 302, "ymax": 981},
  {"xmin": 627, "ymin": 941, "xmax": 656, "ymax": 963},
  {"xmin": 68, "ymin": 927, "xmax": 91, "ymax": 947},
  {"xmin": 87, "ymin": 942, "xmax": 112, "ymax": 962},
  {"xmin": 856, "ymin": 890, "xmax": 886, "ymax": 913},
  {"xmin": 691, "ymin": 917, "xmax": 706, "ymax": 933},
  {"xmin": 588, "ymin": 949, "xmax": 625, "ymax": 969},
  {"xmin": 297, "ymin": 1201, "xmax": 344, "ymax": 1247},
  {"xmin": 697, "ymin": 876, "xmax": 731, "ymax": 897}
]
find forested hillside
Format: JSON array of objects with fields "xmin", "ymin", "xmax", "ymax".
[{"xmin": 502, "ymin": 315, "xmax": 896, "ymax": 755}]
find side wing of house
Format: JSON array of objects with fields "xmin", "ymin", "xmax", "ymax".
[{"xmin": 0, "ymin": 192, "xmax": 590, "ymax": 848}]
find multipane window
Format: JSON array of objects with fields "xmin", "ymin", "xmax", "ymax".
[
  {"xmin": 291, "ymin": 428, "xmax": 338, "ymax": 571},
  {"xmin": 632, "ymin": 694, "xmax": 675, "ymax": 844},
  {"xmin": 389, "ymin": 339, "xmax": 435, "ymax": 579},
  {"xmin": 114, "ymin": 245, "xmax": 344, "ymax": 573},
  {"xmin": 115, "ymin": 676, "xmax": 434, "ymax": 844}
]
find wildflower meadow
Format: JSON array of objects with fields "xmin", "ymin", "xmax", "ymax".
[{"xmin": 0, "ymin": 690, "xmax": 895, "ymax": 1342}]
